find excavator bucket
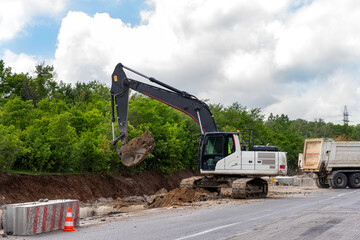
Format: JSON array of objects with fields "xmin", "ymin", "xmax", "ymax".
[{"xmin": 120, "ymin": 130, "xmax": 156, "ymax": 167}]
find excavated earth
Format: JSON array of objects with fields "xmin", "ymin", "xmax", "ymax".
[
  {"xmin": 334, "ymin": 134, "xmax": 354, "ymax": 141},
  {"xmin": 0, "ymin": 170, "xmax": 196, "ymax": 205},
  {"xmin": 148, "ymin": 188, "xmax": 220, "ymax": 209}
]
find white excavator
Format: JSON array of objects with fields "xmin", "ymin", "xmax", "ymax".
[{"xmin": 110, "ymin": 63, "xmax": 287, "ymax": 198}]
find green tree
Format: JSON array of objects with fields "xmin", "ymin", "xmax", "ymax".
[
  {"xmin": 0, "ymin": 96, "xmax": 34, "ymax": 130},
  {"xmin": 18, "ymin": 115, "xmax": 52, "ymax": 172},
  {"xmin": 71, "ymin": 130, "xmax": 112, "ymax": 173},
  {"xmin": 31, "ymin": 64, "xmax": 57, "ymax": 106},
  {"xmin": 0, "ymin": 124, "xmax": 23, "ymax": 172},
  {"xmin": 46, "ymin": 113, "xmax": 77, "ymax": 172}
]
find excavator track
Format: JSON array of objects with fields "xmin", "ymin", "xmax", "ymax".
[
  {"xmin": 231, "ymin": 178, "xmax": 268, "ymax": 199},
  {"xmin": 180, "ymin": 176, "xmax": 204, "ymax": 189},
  {"xmin": 180, "ymin": 176, "xmax": 268, "ymax": 199}
]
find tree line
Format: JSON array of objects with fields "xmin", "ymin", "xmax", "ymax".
[{"xmin": 0, "ymin": 60, "xmax": 358, "ymax": 174}]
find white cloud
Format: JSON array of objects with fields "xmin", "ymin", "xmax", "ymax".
[
  {"xmin": 2, "ymin": 50, "xmax": 54, "ymax": 78},
  {"xmin": 55, "ymin": 1, "xmax": 289, "ymax": 91},
  {"xmin": 3, "ymin": 50, "xmax": 38, "ymax": 75},
  {"xmin": 50, "ymin": 0, "xmax": 360, "ymax": 124},
  {"xmin": 264, "ymin": 69, "xmax": 360, "ymax": 123},
  {"xmin": 0, "ymin": 0, "xmax": 66, "ymax": 42},
  {"xmin": 274, "ymin": 0, "xmax": 360, "ymax": 72}
]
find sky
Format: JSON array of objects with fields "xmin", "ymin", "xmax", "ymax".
[{"xmin": 1, "ymin": 0, "xmax": 360, "ymax": 125}]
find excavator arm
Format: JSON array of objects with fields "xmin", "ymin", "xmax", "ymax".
[{"xmin": 110, "ymin": 63, "xmax": 218, "ymax": 166}]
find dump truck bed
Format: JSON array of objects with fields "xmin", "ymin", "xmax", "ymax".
[
  {"xmin": 327, "ymin": 141, "xmax": 360, "ymax": 169},
  {"xmin": 302, "ymin": 138, "xmax": 360, "ymax": 172}
]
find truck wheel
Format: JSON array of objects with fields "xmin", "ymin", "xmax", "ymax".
[
  {"xmin": 329, "ymin": 172, "xmax": 347, "ymax": 189},
  {"xmin": 348, "ymin": 173, "xmax": 360, "ymax": 188},
  {"xmin": 315, "ymin": 178, "xmax": 330, "ymax": 188}
]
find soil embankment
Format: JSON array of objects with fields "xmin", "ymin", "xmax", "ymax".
[{"xmin": 0, "ymin": 170, "xmax": 196, "ymax": 204}]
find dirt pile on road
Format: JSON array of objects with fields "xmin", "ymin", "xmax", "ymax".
[
  {"xmin": 0, "ymin": 170, "xmax": 196, "ymax": 205},
  {"xmin": 121, "ymin": 130, "xmax": 156, "ymax": 166},
  {"xmin": 149, "ymin": 188, "xmax": 217, "ymax": 208},
  {"xmin": 334, "ymin": 134, "xmax": 354, "ymax": 141}
]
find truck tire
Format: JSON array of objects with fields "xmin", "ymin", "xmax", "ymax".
[
  {"xmin": 348, "ymin": 173, "xmax": 360, "ymax": 188},
  {"xmin": 329, "ymin": 172, "xmax": 347, "ymax": 189},
  {"xmin": 315, "ymin": 178, "xmax": 330, "ymax": 188}
]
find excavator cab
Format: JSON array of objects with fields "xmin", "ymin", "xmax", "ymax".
[{"xmin": 200, "ymin": 132, "xmax": 237, "ymax": 171}]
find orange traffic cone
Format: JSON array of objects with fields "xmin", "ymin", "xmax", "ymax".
[{"xmin": 63, "ymin": 208, "xmax": 76, "ymax": 232}]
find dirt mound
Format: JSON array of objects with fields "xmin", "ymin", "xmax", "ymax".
[
  {"xmin": 121, "ymin": 130, "xmax": 156, "ymax": 166},
  {"xmin": 0, "ymin": 170, "xmax": 196, "ymax": 205},
  {"xmin": 334, "ymin": 134, "xmax": 354, "ymax": 141},
  {"xmin": 149, "ymin": 188, "xmax": 216, "ymax": 208}
]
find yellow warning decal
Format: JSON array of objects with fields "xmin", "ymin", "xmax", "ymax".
[{"xmin": 114, "ymin": 75, "xmax": 118, "ymax": 82}]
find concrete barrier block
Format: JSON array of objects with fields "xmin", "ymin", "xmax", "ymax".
[
  {"xmin": 274, "ymin": 176, "xmax": 294, "ymax": 186},
  {"xmin": 293, "ymin": 177, "xmax": 314, "ymax": 186},
  {"xmin": 3, "ymin": 199, "xmax": 79, "ymax": 236},
  {"xmin": 293, "ymin": 177, "xmax": 301, "ymax": 186}
]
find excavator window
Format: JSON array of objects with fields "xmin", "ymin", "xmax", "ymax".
[
  {"xmin": 201, "ymin": 135, "xmax": 224, "ymax": 171},
  {"xmin": 204, "ymin": 136, "xmax": 223, "ymax": 155}
]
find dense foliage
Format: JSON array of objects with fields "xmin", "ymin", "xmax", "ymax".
[{"xmin": 0, "ymin": 60, "xmax": 359, "ymax": 174}]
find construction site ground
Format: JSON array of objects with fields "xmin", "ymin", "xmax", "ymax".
[
  {"xmin": 77, "ymin": 184, "xmax": 325, "ymax": 227},
  {"xmin": 0, "ymin": 171, "xmax": 324, "ymax": 236}
]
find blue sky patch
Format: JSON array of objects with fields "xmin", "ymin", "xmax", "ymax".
[{"xmin": 1, "ymin": 0, "xmax": 149, "ymax": 59}]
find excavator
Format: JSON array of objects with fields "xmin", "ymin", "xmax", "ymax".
[{"xmin": 110, "ymin": 63, "xmax": 287, "ymax": 198}]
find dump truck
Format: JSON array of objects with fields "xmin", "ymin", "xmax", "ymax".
[
  {"xmin": 110, "ymin": 63, "xmax": 287, "ymax": 198},
  {"xmin": 300, "ymin": 138, "xmax": 360, "ymax": 188}
]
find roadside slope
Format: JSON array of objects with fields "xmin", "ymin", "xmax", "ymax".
[{"xmin": 0, "ymin": 170, "xmax": 196, "ymax": 204}]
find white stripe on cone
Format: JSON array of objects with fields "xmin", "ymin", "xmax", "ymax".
[{"xmin": 65, "ymin": 221, "xmax": 74, "ymax": 227}]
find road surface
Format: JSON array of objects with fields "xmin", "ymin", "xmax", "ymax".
[{"xmin": 26, "ymin": 188, "xmax": 360, "ymax": 240}]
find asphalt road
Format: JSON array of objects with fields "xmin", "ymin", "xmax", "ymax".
[{"xmin": 26, "ymin": 188, "xmax": 360, "ymax": 240}]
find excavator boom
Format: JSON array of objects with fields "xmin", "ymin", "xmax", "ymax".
[{"xmin": 110, "ymin": 63, "xmax": 217, "ymax": 166}]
